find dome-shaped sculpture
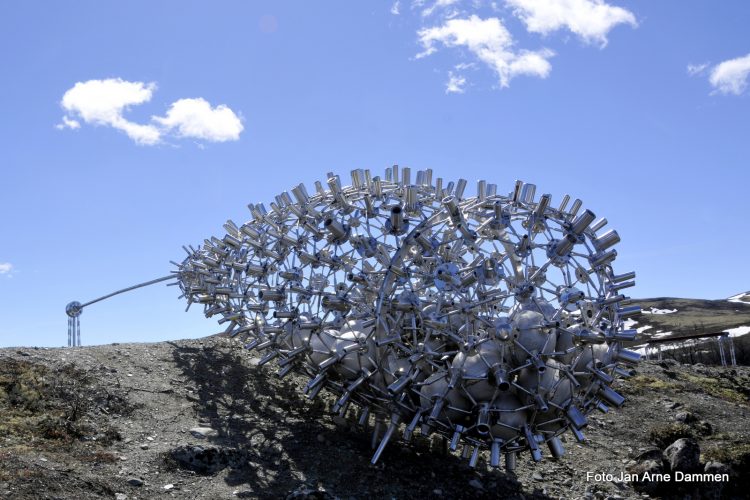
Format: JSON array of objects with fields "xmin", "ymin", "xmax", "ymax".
[{"xmin": 175, "ymin": 167, "xmax": 641, "ymax": 470}]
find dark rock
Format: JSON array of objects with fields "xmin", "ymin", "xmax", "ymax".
[
  {"xmin": 702, "ymin": 462, "xmax": 731, "ymax": 499},
  {"xmin": 126, "ymin": 478, "xmax": 143, "ymax": 487},
  {"xmin": 171, "ymin": 445, "xmax": 248, "ymax": 474},
  {"xmin": 674, "ymin": 411, "xmax": 697, "ymax": 424},
  {"xmin": 664, "ymin": 438, "xmax": 701, "ymax": 472},
  {"xmin": 629, "ymin": 459, "xmax": 667, "ymax": 496},
  {"xmin": 285, "ymin": 486, "xmax": 335, "ymax": 499},
  {"xmin": 634, "ymin": 448, "xmax": 663, "ymax": 463},
  {"xmin": 694, "ymin": 420, "xmax": 713, "ymax": 436},
  {"xmin": 704, "ymin": 461, "xmax": 730, "ymax": 475}
]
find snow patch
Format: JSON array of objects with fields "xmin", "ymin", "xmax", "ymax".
[
  {"xmin": 642, "ymin": 307, "xmax": 677, "ymax": 315},
  {"xmin": 623, "ymin": 318, "xmax": 638, "ymax": 329},
  {"xmin": 623, "ymin": 317, "xmax": 652, "ymax": 334},
  {"xmin": 651, "ymin": 331, "xmax": 673, "ymax": 339},
  {"xmin": 726, "ymin": 325, "xmax": 750, "ymax": 338},
  {"xmin": 728, "ymin": 292, "xmax": 750, "ymax": 303}
]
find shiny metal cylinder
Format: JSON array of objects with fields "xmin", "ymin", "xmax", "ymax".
[
  {"xmin": 617, "ymin": 305, "xmax": 641, "ymax": 318},
  {"xmin": 454, "ymin": 178, "xmax": 467, "ymax": 200},
  {"xmin": 569, "ymin": 198, "xmax": 582, "ymax": 216},
  {"xmin": 598, "ymin": 385, "xmax": 625, "ymax": 407},
  {"xmin": 611, "ymin": 280, "xmax": 635, "ymax": 291},
  {"xmin": 291, "ymin": 183, "xmax": 309, "ymax": 204},
  {"xmin": 521, "ymin": 183, "xmax": 536, "ymax": 203},
  {"xmin": 351, "ymin": 169, "xmax": 364, "ymax": 189},
  {"xmin": 615, "ymin": 349, "xmax": 642, "ymax": 364},
  {"xmin": 558, "ymin": 194, "xmax": 570, "ymax": 211},
  {"xmin": 566, "ymin": 405, "xmax": 588, "ymax": 429},
  {"xmin": 570, "ymin": 209, "xmax": 596, "ymax": 235},
  {"xmin": 490, "ymin": 439, "xmax": 502, "ymax": 468},
  {"xmin": 590, "ymin": 249, "xmax": 617, "ymax": 268},
  {"xmin": 534, "ymin": 193, "xmax": 550, "ymax": 218},
  {"xmin": 554, "ymin": 234, "xmax": 577, "ymax": 256},
  {"xmin": 612, "ymin": 329, "xmax": 637, "ymax": 341},
  {"xmin": 390, "ymin": 205, "xmax": 404, "ymax": 233},
  {"xmin": 512, "ymin": 180, "xmax": 523, "ymax": 202},
  {"xmin": 612, "ymin": 271, "xmax": 636, "ymax": 283},
  {"xmin": 477, "ymin": 180, "xmax": 487, "ymax": 201},
  {"xmin": 594, "ymin": 230, "xmax": 620, "ymax": 251},
  {"xmin": 405, "ymin": 185, "xmax": 418, "ymax": 213},
  {"xmin": 591, "ymin": 217, "xmax": 608, "ymax": 233},
  {"xmin": 548, "ymin": 436, "xmax": 565, "ymax": 458},
  {"xmin": 324, "ymin": 217, "xmax": 348, "ymax": 241}
]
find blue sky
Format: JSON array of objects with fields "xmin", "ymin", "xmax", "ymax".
[{"xmin": 1, "ymin": 1, "xmax": 748, "ymax": 348}]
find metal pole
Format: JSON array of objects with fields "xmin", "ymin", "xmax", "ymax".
[
  {"xmin": 80, "ymin": 274, "xmax": 177, "ymax": 309},
  {"xmin": 66, "ymin": 274, "xmax": 177, "ymax": 346}
]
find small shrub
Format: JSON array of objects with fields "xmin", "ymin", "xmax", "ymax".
[{"xmin": 648, "ymin": 423, "xmax": 695, "ymax": 448}]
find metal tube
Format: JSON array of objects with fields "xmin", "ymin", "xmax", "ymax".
[
  {"xmin": 547, "ymin": 436, "xmax": 565, "ymax": 458},
  {"xmin": 612, "ymin": 271, "xmax": 636, "ymax": 283},
  {"xmin": 615, "ymin": 349, "xmax": 642, "ymax": 364},
  {"xmin": 558, "ymin": 194, "xmax": 570, "ymax": 212},
  {"xmin": 594, "ymin": 230, "xmax": 620, "ymax": 251},
  {"xmin": 569, "ymin": 198, "xmax": 582, "ymax": 216},
  {"xmin": 598, "ymin": 385, "xmax": 625, "ymax": 407},
  {"xmin": 554, "ymin": 234, "xmax": 577, "ymax": 256},
  {"xmin": 454, "ymin": 179, "xmax": 467, "ymax": 200},
  {"xmin": 389, "ymin": 205, "xmax": 404, "ymax": 233},
  {"xmin": 371, "ymin": 414, "xmax": 400, "ymax": 464},
  {"xmin": 534, "ymin": 194, "xmax": 550, "ymax": 218},
  {"xmin": 477, "ymin": 180, "xmax": 487, "ymax": 201},
  {"xmin": 566, "ymin": 405, "xmax": 588, "ymax": 429},
  {"xmin": 570, "ymin": 209, "xmax": 596, "ymax": 235},
  {"xmin": 590, "ymin": 218, "xmax": 608, "ymax": 233},
  {"xmin": 590, "ymin": 249, "xmax": 617, "ymax": 268},
  {"xmin": 617, "ymin": 305, "xmax": 641, "ymax": 318},
  {"xmin": 612, "ymin": 329, "xmax": 637, "ymax": 342},
  {"xmin": 324, "ymin": 217, "xmax": 348, "ymax": 241}
]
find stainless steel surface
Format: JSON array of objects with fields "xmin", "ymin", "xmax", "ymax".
[{"xmin": 173, "ymin": 167, "xmax": 641, "ymax": 466}]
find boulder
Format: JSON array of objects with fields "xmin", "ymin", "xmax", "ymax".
[
  {"xmin": 629, "ymin": 458, "xmax": 667, "ymax": 496},
  {"xmin": 664, "ymin": 438, "xmax": 701, "ymax": 473}
]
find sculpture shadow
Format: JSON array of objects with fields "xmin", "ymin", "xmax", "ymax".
[{"xmin": 169, "ymin": 341, "xmax": 552, "ymax": 499}]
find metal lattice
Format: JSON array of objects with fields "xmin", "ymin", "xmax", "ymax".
[{"xmin": 173, "ymin": 167, "xmax": 641, "ymax": 469}]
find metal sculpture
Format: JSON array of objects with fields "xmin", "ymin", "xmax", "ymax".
[{"xmin": 173, "ymin": 167, "xmax": 641, "ymax": 470}]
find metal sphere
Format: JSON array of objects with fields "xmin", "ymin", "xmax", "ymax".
[
  {"xmin": 175, "ymin": 167, "xmax": 641, "ymax": 470},
  {"xmin": 65, "ymin": 301, "xmax": 82, "ymax": 318}
]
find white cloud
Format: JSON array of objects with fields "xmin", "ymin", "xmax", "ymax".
[
  {"xmin": 0, "ymin": 263, "xmax": 13, "ymax": 275},
  {"xmin": 58, "ymin": 78, "xmax": 244, "ymax": 145},
  {"xmin": 446, "ymin": 71, "xmax": 467, "ymax": 93},
  {"xmin": 506, "ymin": 0, "xmax": 637, "ymax": 47},
  {"xmin": 55, "ymin": 116, "xmax": 80, "ymax": 130},
  {"xmin": 708, "ymin": 53, "xmax": 750, "ymax": 95},
  {"xmin": 153, "ymin": 98, "xmax": 243, "ymax": 142},
  {"xmin": 422, "ymin": 0, "xmax": 460, "ymax": 17},
  {"xmin": 687, "ymin": 63, "xmax": 709, "ymax": 77},
  {"xmin": 417, "ymin": 15, "xmax": 553, "ymax": 87},
  {"xmin": 391, "ymin": 1, "xmax": 400, "ymax": 15},
  {"xmin": 61, "ymin": 78, "xmax": 161, "ymax": 145}
]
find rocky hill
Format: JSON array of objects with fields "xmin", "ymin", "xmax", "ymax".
[
  {"xmin": 626, "ymin": 295, "xmax": 750, "ymax": 341},
  {"xmin": 1, "ymin": 337, "xmax": 748, "ymax": 499}
]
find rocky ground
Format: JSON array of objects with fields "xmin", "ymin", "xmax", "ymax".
[{"xmin": 1, "ymin": 337, "xmax": 748, "ymax": 499}]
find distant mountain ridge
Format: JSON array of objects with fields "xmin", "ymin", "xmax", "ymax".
[{"xmin": 627, "ymin": 295, "xmax": 750, "ymax": 346}]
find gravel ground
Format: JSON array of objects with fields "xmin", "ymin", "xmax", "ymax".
[{"xmin": 1, "ymin": 337, "xmax": 748, "ymax": 499}]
